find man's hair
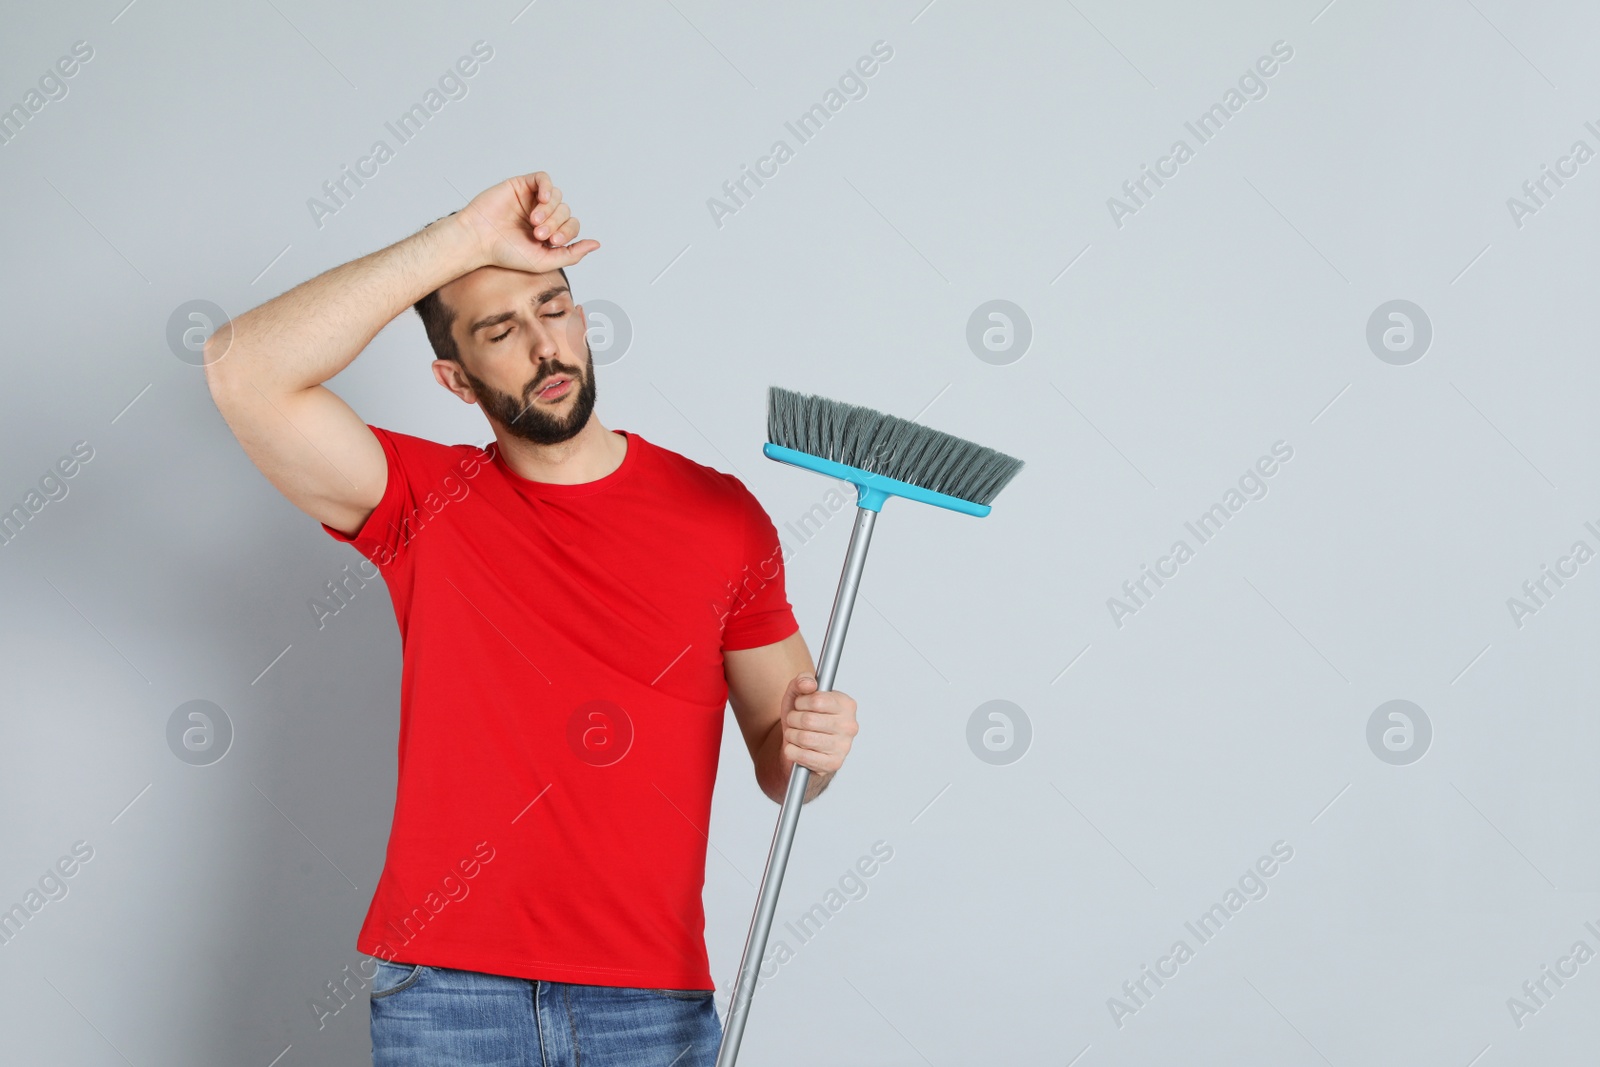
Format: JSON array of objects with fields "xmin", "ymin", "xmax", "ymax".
[{"xmin": 411, "ymin": 212, "xmax": 569, "ymax": 364}]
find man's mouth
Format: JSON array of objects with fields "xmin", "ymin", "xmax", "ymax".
[{"xmin": 536, "ymin": 375, "xmax": 573, "ymax": 400}]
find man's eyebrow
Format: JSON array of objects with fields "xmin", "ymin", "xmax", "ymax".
[{"xmin": 468, "ymin": 286, "xmax": 571, "ymax": 334}]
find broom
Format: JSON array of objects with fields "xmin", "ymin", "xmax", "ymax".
[{"xmin": 714, "ymin": 386, "xmax": 1025, "ymax": 1067}]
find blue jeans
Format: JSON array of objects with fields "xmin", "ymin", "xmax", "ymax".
[{"xmin": 368, "ymin": 958, "xmax": 722, "ymax": 1066}]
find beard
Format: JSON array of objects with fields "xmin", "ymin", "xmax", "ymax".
[{"xmin": 462, "ymin": 340, "xmax": 597, "ymax": 446}]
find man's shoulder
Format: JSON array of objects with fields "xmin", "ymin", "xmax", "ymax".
[
  {"xmin": 370, "ymin": 425, "xmax": 494, "ymax": 464},
  {"xmin": 366, "ymin": 425, "xmax": 497, "ymax": 488},
  {"xmin": 638, "ymin": 433, "xmax": 755, "ymax": 507}
]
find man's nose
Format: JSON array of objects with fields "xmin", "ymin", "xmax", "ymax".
[{"xmin": 530, "ymin": 327, "xmax": 560, "ymax": 356}]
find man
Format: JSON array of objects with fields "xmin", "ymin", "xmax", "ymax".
[{"xmin": 203, "ymin": 171, "xmax": 859, "ymax": 1066}]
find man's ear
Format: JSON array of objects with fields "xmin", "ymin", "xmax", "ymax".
[{"xmin": 433, "ymin": 359, "xmax": 477, "ymax": 405}]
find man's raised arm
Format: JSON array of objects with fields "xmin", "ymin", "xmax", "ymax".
[{"xmin": 202, "ymin": 171, "xmax": 598, "ymax": 537}]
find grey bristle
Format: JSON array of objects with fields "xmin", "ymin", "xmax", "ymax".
[{"xmin": 766, "ymin": 386, "xmax": 1024, "ymax": 506}]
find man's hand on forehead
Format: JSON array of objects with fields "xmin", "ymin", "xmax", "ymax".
[{"xmin": 456, "ymin": 171, "xmax": 601, "ymax": 276}]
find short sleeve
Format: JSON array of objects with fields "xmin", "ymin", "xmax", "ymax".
[
  {"xmin": 721, "ymin": 483, "xmax": 801, "ymax": 651},
  {"xmin": 320, "ymin": 425, "xmax": 410, "ymax": 567},
  {"xmin": 320, "ymin": 425, "xmax": 486, "ymax": 569}
]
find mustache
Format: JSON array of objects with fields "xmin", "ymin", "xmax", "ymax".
[
  {"xmin": 524, "ymin": 362, "xmax": 582, "ymax": 399},
  {"xmin": 507, "ymin": 362, "xmax": 584, "ymax": 425}
]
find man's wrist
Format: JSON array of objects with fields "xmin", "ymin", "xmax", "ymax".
[{"xmin": 418, "ymin": 212, "xmax": 487, "ymax": 279}]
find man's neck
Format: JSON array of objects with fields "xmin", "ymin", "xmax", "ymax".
[{"xmin": 492, "ymin": 417, "xmax": 627, "ymax": 485}]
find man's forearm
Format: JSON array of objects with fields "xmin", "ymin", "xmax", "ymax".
[
  {"xmin": 206, "ymin": 216, "xmax": 481, "ymax": 392},
  {"xmin": 755, "ymin": 722, "xmax": 833, "ymax": 804}
]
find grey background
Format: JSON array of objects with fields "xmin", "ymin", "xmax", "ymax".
[{"xmin": 2, "ymin": 0, "xmax": 1596, "ymax": 1064}]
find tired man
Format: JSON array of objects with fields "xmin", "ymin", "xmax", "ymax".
[{"xmin": 203, "ymin": 171, "xmax": 858, "ymax": 1066}]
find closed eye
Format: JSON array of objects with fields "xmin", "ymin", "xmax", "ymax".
[{"xmin": 489, "ymin": 309, "xmax": 566, "ymax": 342}]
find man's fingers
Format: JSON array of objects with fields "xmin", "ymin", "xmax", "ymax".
[
  {"xmin": 788, "ymin": 715, "xmax": 856, "ymax": 745},
  {"xmin": 549, "ymin": 217, "xmax": 581, "ymax": 246},
  {"xmin": 783, "ymin": 677, "xmax": 855, "ymax": 777},
  {"xmin": 787, "ymin": 708, "xmax": 843, "ymax": 731},
  {"xmin": 542, "ymin": 239, "xmax": 600, "ymax": 268},
  {"xmin": 526, "ymin": 171, "xmax": 552, "ymax": 204},
  {"xmin": 785, "ymin": 727, "xmax": 843, "ymax": 750},
  {"xmin": 507, "ymin": 172, "xmax": 550, "ymax": 219},
  {"xmin": 784, "ymin": 741, "xmax": 837, "ymax": 770},
  {"xmin": 535, "ymin": 203, "xmax": 571, "ymax": 241},
  {"xmin": 531, "ymin": 185, "xmax": 563, "ymax": 226},
  {"xmin": 535, "ymin": 187, "xmax": 563, "ymax": 224},
  {"xmin": 792, "ymin": 692, "xmax": 848, "ymax": 715},
  {"xmin": 784, "ymin": 742, "xmax": 843, "ymax": 775}
]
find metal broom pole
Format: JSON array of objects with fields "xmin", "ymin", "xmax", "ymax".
[{"xmin": 714, "ymin": 505, "xmax": 878, "ymax": 1067}]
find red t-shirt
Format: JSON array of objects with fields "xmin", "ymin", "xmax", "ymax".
[{"xmin": 321, "ymin": 425, "xmax": 799, "ymax": 989}]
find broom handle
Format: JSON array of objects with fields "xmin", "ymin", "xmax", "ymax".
[{"xmin": 715, "ymin": 504, "xmax": 879, "ymax": 1067}]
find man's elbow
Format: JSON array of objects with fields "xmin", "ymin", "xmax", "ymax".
[
  {"xmin": 201, "ymin": 324, "xmax": 263, "ymax": 410},
  {"xmin": 760, "ymin": 762, "xmax": 794, "ymax": 806},
  {"xmin": 200, "ymin": 330, "xmax": 238, "ymax": 399},
  {"xmin": 758, "ymin": 770, "xmax": 784, "ymax": 806}
]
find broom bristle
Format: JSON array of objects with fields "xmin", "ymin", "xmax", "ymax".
[{"xmin": 766, "ymin": 386, "xmax": 1024, "ymax": 506}]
